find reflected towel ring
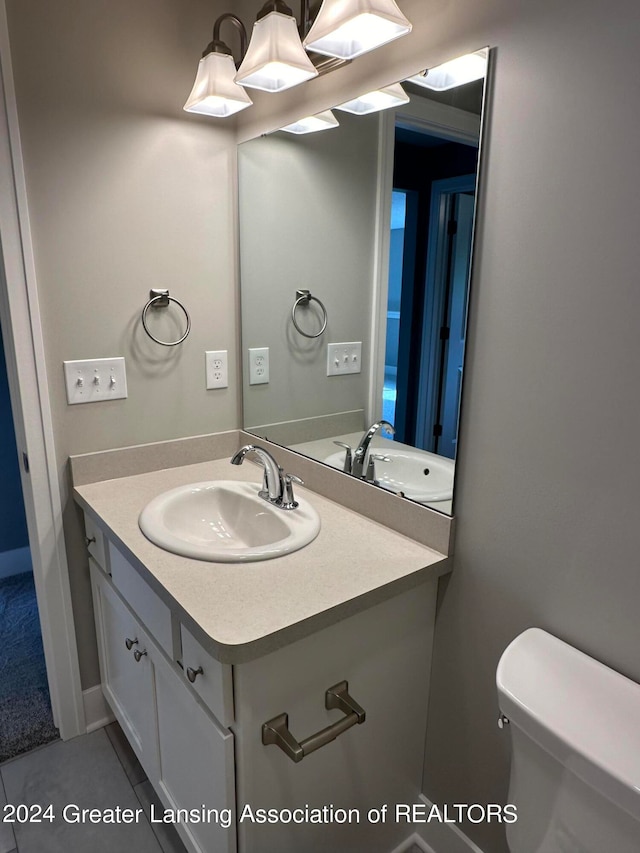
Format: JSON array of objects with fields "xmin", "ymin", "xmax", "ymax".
[
  {"xmin": 291, "ymin": 289, "xmax": 328, "ymax": 339},
  {"xmin": 141, "ymin": 289, "xmax": 191, "ymax": 346}
]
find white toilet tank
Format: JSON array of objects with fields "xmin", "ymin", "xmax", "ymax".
[{"xmin": 496, "ymin": 628, "xmax": 640, "ymax": 853}]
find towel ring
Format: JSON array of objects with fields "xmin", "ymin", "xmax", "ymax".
[
  {"xmin": 141, "ymin": 289, "xmax": 191, "ymax": 347},
  {"xmin": 291, "ymin": 289, "xmax": 328, "ymax": 339}
]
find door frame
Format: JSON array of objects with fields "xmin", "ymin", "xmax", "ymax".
[
  {"xmin": 0, "ymin": 3, "xmax": 84, "ymax": 739},
  {"xmin": 369, "ymin": 99, "xmax": 481, "ymax": 425}
]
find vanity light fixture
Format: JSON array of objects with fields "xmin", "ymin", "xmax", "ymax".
[
  {"xmin": 183, "ymin": 13, "xmax": 253, "ymax": 117},
  {"xmin": 280, "ymin": 110, "xmax": 340, "ymax": 134},
  {"xmin": 407, "ymin": 50, "xmax": 487, "ymax": 92},
  {"xmin": 235, "ymin": 1, "xmax": 318, "ymax": 93},
  {"xmin": 335, "ymin": 81, "xmax": 409, "ymax": 115},
  {"xmin": 185, "ymin": 1, "xmax": 412, "ymax": 116},
  {"xmin": 304, "ymin": 0, "xmax": 412, "ymax": 60}
]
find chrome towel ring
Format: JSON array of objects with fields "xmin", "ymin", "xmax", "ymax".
[
  {"xmin": 141, "ymin": 289, "xmax": 191, "ymax": 347},
  {"xmin": 291, "ymin": 289, "xmax": 328, "ymax": 339}
]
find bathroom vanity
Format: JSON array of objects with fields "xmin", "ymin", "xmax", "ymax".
[{"xmin": 74, "ymin": 446, "xmax": 450, "ymax": 853}]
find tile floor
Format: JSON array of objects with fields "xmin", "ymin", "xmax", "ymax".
[{"xmin": 0, "ymin": 723, "xmax": 187, "ymax": 853}]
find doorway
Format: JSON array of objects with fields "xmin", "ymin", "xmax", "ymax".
[
  {"xmin": 384, "ymin": 125, "xmax": 478, "ymax": 455},
  {"xmin": 0, "ymin": 321, "xmax": 58, "ymax": 761}
]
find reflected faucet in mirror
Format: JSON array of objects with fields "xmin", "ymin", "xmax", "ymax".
[{"xmin": 336, "ymin": 420, "xmax": 395, "ymax": 478}]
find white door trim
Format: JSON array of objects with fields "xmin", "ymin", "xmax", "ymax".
[{"xmin": 0, "ymin": 2, "xmax": 84, "ymax": 740}]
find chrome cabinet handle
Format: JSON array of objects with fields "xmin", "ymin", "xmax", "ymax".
[
  {"xmin": 133, "ymin": 649, "xmax": 147, "ymax": 662},
  {"xmin": 125, "ymin": 637, "xmax": 138, "ymax": 650},
  {"xmin": 262, "ymin": 681, "xmax": 366, "ymax": 763},
  {"xmin": 186, "ymin": 666, "xmax": 203, "ymax": 683},
  {"xmin": 85, "ymin": 536, "xmax": 96, "ymax": 547}
]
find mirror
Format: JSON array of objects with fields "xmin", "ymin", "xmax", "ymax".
[{"xmin": 238, "ymin": 49, "xmax": 490, "ymax": 515}]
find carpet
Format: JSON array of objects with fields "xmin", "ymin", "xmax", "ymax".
[{"xmin": 0, "ymin": 571, "xmax": 58, "ymax": 762}]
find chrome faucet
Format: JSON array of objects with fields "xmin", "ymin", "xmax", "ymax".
[
  {"xmin": 230, "ymin": 444, "xmax": 302, "ymax": 510},
  {"xmin": 351, "ymin": 420, "xmax": 395, "ymax": 478}
]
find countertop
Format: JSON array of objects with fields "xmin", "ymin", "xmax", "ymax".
[{"xmin": 74, "ymin": 457, "xmax": 450, "ymax": 662}]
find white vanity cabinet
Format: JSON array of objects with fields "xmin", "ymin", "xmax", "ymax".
[{"xmin": 85, "ymin": 515, "xmax": 438, "ymax": 853}]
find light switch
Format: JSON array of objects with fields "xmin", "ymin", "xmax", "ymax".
[
  {"xmin": 64, "ymin": 357, "xmax": 128, "ymax": 404},
  {"xmin": 327, "ymin": 342, "xmax": 362, "ymax": 376}
]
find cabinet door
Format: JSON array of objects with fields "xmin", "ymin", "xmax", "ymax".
[
  {"xmin": 90, "ymin": 563, "xmax": 158, "ymax": 777},
  {"xmin": 154, "ymin": 653, "xmax": 236, "ymax": 853}
]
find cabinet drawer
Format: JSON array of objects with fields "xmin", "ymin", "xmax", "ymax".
[
  {"xmin": 109, "ymin": 542, "xmax": 173, "ymax": 657},
  {"xmin": 180, "ymin": 624, "xmax": 234, "ymax": 726},
  {"xmin": 84, "ymin": 512, "xmax": 108, "ymax": 573}
]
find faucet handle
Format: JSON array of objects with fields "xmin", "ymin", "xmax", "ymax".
[
  {"xmin": 365, "ymin": 454, "xmax": 392, "ymax": 485},
  {"xmin": 332, "ymin": 441, "xmax": 353, "ymax": 473},
  {"xmin": 281, "ymin": 473, "xmax": 303, "ymax": 510}
]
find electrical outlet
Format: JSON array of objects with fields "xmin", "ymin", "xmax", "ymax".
[
  {"xmin": 327, "ymin": 342, "xmax": 362, "ymax": 376},
  {"xmin": 205, "ymin": 350, "xmax": 228, "ymax": 389},
  {"xmin": 63, "ymin": 357, "xmax": 128, "ymax": 404},
  {"xmin": 249, "ymin": 347, "xmax": 269, "ymax": 385}
]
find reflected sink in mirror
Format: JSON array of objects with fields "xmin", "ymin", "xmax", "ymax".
[
  {"xmin": 139, "ymin": 481, "xmax": 320, "ymax": 562},
  {"xmin": 324, "ymin": 447, "xmax": 454, "ymax": 504}
]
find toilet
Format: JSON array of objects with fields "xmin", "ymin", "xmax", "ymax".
[{"xmin": 496, "ymin": 628, "xmax": 640, "ymax": 852}]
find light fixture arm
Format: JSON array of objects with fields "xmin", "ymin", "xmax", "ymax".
[
  {"xmin": 206, "ymin": 13, "xmax": 248, "ymax": 63},
  {"xmin": 299, "ymin": 0, "xmax": 312, "ymax": 37}
]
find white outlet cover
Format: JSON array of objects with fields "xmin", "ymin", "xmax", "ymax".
[
  {"xmin": 64, "ymin": 357, "xmax": 128, "ymax": 404},
  {"xmin": 205, "ymin": 350, "xmax": 228, "ymax": 389},
  {"xmin": 249, "ymin": 347, "xmax": 269, "ymax": 385}
]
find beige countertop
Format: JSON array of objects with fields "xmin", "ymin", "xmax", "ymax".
[{"xmin": 74, "ymin": 457, "xmax": 450, "ymax": 662}]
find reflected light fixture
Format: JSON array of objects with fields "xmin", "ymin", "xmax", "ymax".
[
  {"xmin": 304, "ymin": 0, "xmax": 412, "ymax": 60},
  {"xmin": 407, "ymin": 50, "xmax": 487, "ymax": 91},
  {"xmin": 185, "ymin": 1, "xmax": 412, "ymax": 117},
  {"xmin": 280, "ymin": 110, "xmax": 340, "ymax": 134},
  {"xmin": 184, "ymin": 13, "xmax": 253, "ymax": 117},
  {"xmin": 336, "ymin": 82, "xmax": 409, "ymax": 115},
  {"xmin": 235, "ymin": 1, "xmax": 317, "ymax": 93}
]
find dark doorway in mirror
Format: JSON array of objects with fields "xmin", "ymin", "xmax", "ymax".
[{"xmin": 387, "ymin": 128, "xmax": 478, "ymax": 459}]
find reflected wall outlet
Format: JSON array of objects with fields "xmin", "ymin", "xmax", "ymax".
[
  {"xmin": 205, "ymin": 350, "xmax": 228, "ymax": 389},
  {"xmin": 249, "ymin": 347, "xmax": 269, "ymax": 385},
  {"xmin": 64, "ymin": 357, "xmax": 127, "ymax": 404},
  {"xmin": 327, "ymin": 342, "xmax": 362, "ymax": 376}
]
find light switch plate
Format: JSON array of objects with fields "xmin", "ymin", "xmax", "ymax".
[
  {"xmin": 205, "ymin": 350, "xmax": 228, "ymax": 389},
  {"xmin": 249, "ymin": 347, "xmax": 269, "ymax": 385},
  {"xmin": 64, "ymin": 357, "xmax": 128, "ymax": 404},
  {"xmin": 327, "ymin": 342, "xmax": 362, "ymax": 376}
]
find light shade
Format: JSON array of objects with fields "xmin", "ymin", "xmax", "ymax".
[
  {"xmin": 235, "ymin": 12, "xmax": 318, "ymax": 92},
  {"xmin": 280, "ymin": 110, "xmax": 340, "ymax": 134},
  {"xmin": 336, "ymin": 82, "xmax": 409, "ymax": 115},
  {"xmin": 184, "ymin": 52, "xmax": 253, "ymax": 117},
  {"xmin": 407, "ymin": 51, "xmax": 487, "ymax": 91},
  {"xmin": 303, "ymin": 0, "xmax": 412, "ymax": 60}
]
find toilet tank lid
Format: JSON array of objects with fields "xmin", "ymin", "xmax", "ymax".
[{"xmin": 497, "ymin": 628, "xmax": 640, "ymax": 820}]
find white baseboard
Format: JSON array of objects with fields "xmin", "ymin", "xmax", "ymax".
[
  {"xmin": 389, "ymin": 832, "xmax": 437, "ymax": 853},
  {"xmin": 412, "ymin": 795, "xmax": 486, "ymax": 853},
  {"xmin": 0, "ymin": 545, "xmax": 31, "ymax": 579},
  {"xmin": 83, "ymin": 684, "xmax": 114, "ymax": 733}
]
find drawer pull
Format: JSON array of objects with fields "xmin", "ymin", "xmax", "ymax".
[
  {"xmin": 125, "ymin": 637, "xmax": 138, "ymax": 650},
  {"xmin": 85, "ymin": 536, "xmax": 96, "ymax": 547},
  {"xmin": 133, "ymin": 649, "xmax": 147, "ymax": 662},
  {"xmin": 262, "ymin": 681, "xmax": 365, "ymax": 764},
  {"xmin": 186, "ymin": 666, "xmax": 203, "ymax": 683}
]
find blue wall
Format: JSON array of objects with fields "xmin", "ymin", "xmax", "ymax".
[{"xmin": 0, "ymin": 325, "xmax": 29, "ymax": 552}]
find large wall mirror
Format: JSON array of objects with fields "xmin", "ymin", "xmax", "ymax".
[{"xmin": 238, "ymin": 49, "xmax": 490, "ymax": 515}]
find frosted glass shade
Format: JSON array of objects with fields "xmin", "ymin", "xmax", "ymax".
[
  {"xmin": 280, "ymin": 110, "xmax": 340, "ymax": 134},
  {"xmin": 235, "ymin": 12, "xmax": 318, "ymax": 92},
  {"xmin": 407, "ymin": 52, "xmax": 487, "ymax": 91},
  {"xmin": 303, "ymin": 0, "xmax": 412, "ymax": 60},
  {"xmin": 336, "ymin": 82, "xmax": 409, "ymax": 115},
  {"xmin": 184, "ymin": 52, "xmax": 253, "ymax": 117}
]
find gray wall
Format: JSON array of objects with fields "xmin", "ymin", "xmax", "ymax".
[
  {"xmin": 236, "ymin": 0, "xmax": 640, "ymax": 850},
  {"xmin": 239, "ymin": 112, "xmax": 378, "ymax": 432},
  {"xmin": 6, "ymin": 0, "xmax": 240, "ymax": 687}
]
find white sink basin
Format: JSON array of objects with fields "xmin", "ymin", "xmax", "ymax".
[
  {"xmin": 324, "ymin": 448, "xmax": 454, "ymax": 503},
  {"xmin": 138, "ymin": 480, "xmax": 320, "ymax": 562}
]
